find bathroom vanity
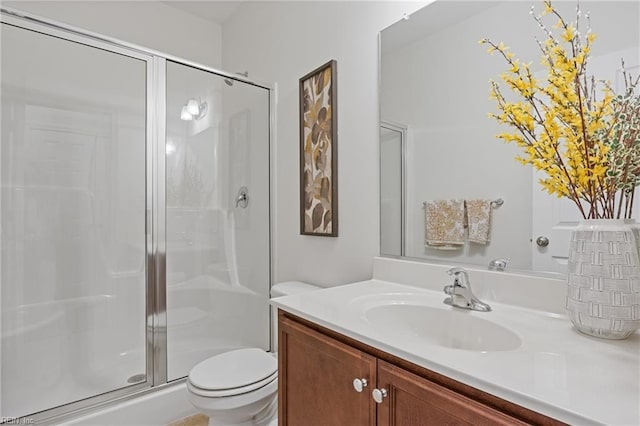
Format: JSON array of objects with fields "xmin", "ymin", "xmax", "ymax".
[
  {"xmin": 278, "ymin": 311, "xmax": 554, "ymax": 425},
  {"xmin": 271, "ymin": 258, "xmax": 640, "ymax": 426}
]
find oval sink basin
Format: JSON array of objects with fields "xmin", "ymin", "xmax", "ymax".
[{"xmin": 365, "ymin": 304, "xmax": 522, "ymax": 352}]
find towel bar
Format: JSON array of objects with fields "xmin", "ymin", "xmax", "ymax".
[{"xmin": 422, "ymin": 198, "xmax": 504, "ymax": 208}]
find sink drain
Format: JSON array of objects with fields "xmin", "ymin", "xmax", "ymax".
[{"xmin": 127, "ymin": 374, "xmax": 146, "ymax": 384}]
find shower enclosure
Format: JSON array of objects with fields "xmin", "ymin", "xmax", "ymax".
[{"xmin": 0, "ymin": 9, "xmax": 272, "ymax": 422}]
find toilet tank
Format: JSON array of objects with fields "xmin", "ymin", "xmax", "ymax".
[
  {"xmin": 270, "ymin": 281, "xmax": 321, "ymax": 352},
  {"xmin": 271, "ymin": 281, "xmax": 321, "ymax": 298}
]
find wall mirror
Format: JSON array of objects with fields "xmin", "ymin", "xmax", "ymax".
[{"xmin": 379, "ymin": 0, "xmax": 640, "ymax": 275}]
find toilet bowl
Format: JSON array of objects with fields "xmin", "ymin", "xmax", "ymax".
[
  {"xmin": 187, "ymin": 348, "xmax": 278, "ymax": 426},
  {"xmin": 187, "ymin": 281, "xmax": 320, "ymax": 426}
]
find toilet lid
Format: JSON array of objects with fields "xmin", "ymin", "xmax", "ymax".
[
  {"xmin": 188, "ymin": 348, "xmax": 277, "ymax": 391},
  {"xmin": 188, "ymin": 371, "xmax": 277, "ymax": 398}
]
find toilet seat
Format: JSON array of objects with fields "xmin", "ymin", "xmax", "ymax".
[
  {"xmin": 188, "ymin": 348, "xmax": 277, "ymax": 397},
  {"xmin": 187, "ymin": 376, "xmax": 278, "ymax": 414},
  {"xmin": 188, "ymin": 371, "xmax": 277, "ymax": 397}
]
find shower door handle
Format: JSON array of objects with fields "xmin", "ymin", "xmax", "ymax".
[{"xmin": 236, "ymin": 187, "xmax": 249, "ymax": 208}]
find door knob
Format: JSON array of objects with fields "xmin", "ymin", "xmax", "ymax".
[
  {"xmin": 352, "ymin": 378, "xmax": 368, "ymax": 393},
  {"xmin": 536, "ymin": 236, "xmax": 549, "ymax": 247},
  {"xmin": 372, "ymin": 388, "xmax": 388, "ymax": 403}
]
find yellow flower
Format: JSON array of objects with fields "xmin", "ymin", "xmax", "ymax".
[
  {"xmin": 543, "ymin": 1, "xmax": 553, "ymax": 15},
  {"xmin": 482, "ymin": 5, "xmax": 638, "ymax": 218},
  {"xmin": 562, "ymin": 26, "xmax": 576, "ymax": 42}
]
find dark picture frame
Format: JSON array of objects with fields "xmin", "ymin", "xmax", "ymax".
[{"xmin": 299, "ymin": 60, "xmax": 338, "ymax": 236}]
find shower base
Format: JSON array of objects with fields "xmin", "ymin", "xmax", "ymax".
[{"xmin": 60, "ymin": 381, "xmax": 195, "ymax": 426}]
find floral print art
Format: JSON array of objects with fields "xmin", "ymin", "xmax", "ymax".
[{"xmin": 301, "ymin": 62, "xmax": 336, "ymax": 235}]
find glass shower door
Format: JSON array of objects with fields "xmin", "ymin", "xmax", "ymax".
[
  {"xmin": 165, "ymin": 61, "xmax": 271, "ymax": 381},
  {"xmin": 1, "ymin": 22, "xmax": 149, "ymax": 417}
]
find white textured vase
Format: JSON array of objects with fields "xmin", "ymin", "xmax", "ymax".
[{"xmin": 566, "ymin": 219, "xmax": 640, "ymax": 339}]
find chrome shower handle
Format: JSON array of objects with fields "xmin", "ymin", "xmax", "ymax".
[{"xmin": 236, "ymin": 187, "xmax": 249, "ymax": 208}]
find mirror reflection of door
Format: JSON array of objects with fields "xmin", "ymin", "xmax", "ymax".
[
  {"xmin": 531, "ymin": 170, "xmax": 583, "ymax": 273},
  {"xmin": 531, "ymin": 54, "xmax": 640, "ymax": 274},
  {"xmin": 380, "ymin": 121, "xmax": 406, "ymax": 256}
]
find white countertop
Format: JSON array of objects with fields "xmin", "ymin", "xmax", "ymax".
[{"xmin": 271, "ymin": 279, "xmax": 640, "ymax": 426}]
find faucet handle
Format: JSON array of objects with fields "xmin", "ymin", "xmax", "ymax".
[
  {"xmin": 447, "ymin": 267, "xmax": 469, "ymax": 287},
  {"xmin": 447, "ymin": 267, "xmax": 466, "ymax": 276},
  {"xmin": 447, "ymin": 267, "xmax": 463, "ymax": 275}
]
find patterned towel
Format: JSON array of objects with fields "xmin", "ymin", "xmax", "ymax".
[
  {"xmin": 466, "ymin": 199, "xmax": 493, "ymax": 244},
  {"xmin": 424, "ymin": 199, "xmax": 465, "ymax": 250}
]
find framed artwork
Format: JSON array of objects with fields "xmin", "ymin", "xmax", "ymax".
[{"xmin": 299, "ymin": 60, "xmax": 338, "ymax": 236}]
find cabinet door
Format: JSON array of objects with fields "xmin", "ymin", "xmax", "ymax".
[
  {"xmin": 376, "ymin": 361, "xmax": 526, "ymax": 426},
  {"xmin": 279, "ymin": 313, "xmax": 376, "ymax": 426}
]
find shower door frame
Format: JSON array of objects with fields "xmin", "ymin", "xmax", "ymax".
[
  {"xmin": 379, "ymin": 120, "xmax": 407, "ymax": 257},
  {"xmin": 0, "ymin": 8, "xmax": 274, "ymax": 424}
]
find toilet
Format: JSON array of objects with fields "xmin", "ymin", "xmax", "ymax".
[{"xmin": 187, "ymin": 281, "xmax": 321, "ymax": 426}]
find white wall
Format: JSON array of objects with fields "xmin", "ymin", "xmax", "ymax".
[
  {"xmin": 222, "ymin": 1, "xmax": 427, "ymax": 287},
  {"xmin": 381, "ymin": 1, "xmax": 639, "ymax": 270},
  {"xmin": 2, "ymin": 1, "xmax": 222, "ymax": 68}
]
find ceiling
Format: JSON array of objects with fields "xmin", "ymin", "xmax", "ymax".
[
  {"xmin": 381, "ymin": 1, "xmax": 504, "ymax": 53},
  {"xmin": 161, "ymin": 1, "xmax": 243, "ymax": 24}
]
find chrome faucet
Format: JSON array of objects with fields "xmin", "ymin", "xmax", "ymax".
[
  {"xmin": 488, "ymin": 258, "xmax": 508, "ymax": 272},
  {"xmin": 443, "ymin": 267, "xmax": 491, "ymax": 312}
]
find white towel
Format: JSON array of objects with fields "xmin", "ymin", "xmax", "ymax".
[
  {"xmin": 424, "ymin": 199, "xmax": 465, "ymax": 250},
  {"xmin": 466, "ymin": 199, "xmax": 493, "ymax": 244}
]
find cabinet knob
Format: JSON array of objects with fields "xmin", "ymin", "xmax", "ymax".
[
  {"xmin": 352, "ymin": 378, "xmax": 368, "ymax": 393},
  {"xmin": 372, "ymin": 388, "xmax": 388, "ymax": 403}
]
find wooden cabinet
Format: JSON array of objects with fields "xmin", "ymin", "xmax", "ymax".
[
  {"xmin": 278, "ymin": 314, "xmax": 376, "ymax": 426},
  {"xmin": 279, "ymin": 311, "xmax": 563, "ymax": 426},
  {"xmin": 377, "ymin": 360, "xmax": 525, "ymax": 426}
]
